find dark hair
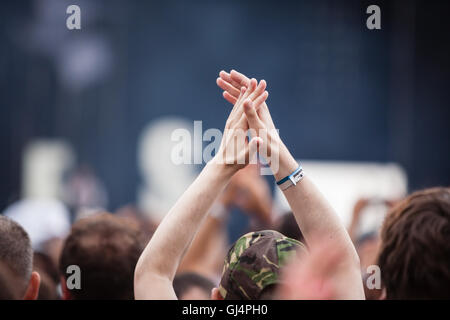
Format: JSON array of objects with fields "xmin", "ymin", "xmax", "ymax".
[
  {"xmin": 173, "ymin": 272, "xmax": 215, "ymax": 299},
  {"xmin": 59, "ymin": 213, "xmax": 146, "ymax": 299},
  {"xmin": 0, "ymin": 215, "xmax": 33, "ymax": 295},
  {"xmin": 378, "ymin": 187, "xmax": 450, "ymax": 299},
  {"xmin": 0, "ymin": 261, "xmax": 22, "ymax": 299},
  {"xmin": 275, "ymin": 213, "xmax": 304, "ymax": 243}
]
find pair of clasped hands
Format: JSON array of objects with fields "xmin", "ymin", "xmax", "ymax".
[{"xmin": 213, "ymin": 69, "xmax": 281, "ymax": 172}]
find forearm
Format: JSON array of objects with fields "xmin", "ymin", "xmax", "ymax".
[
  {"xmin": 348, "ymin": 216, "xmax": 360, "ymax": 242},
  {"xmin": 272, "ymin": 141, "xmax": 359, "ymax": 263},
  {"xmin": 273, "ymin": 143, "xmax": 363, "ymax": 298},
  {"xmin": 178, "ymin": 214, "xmax": 225, "ymax": 274},
  {"xmin": 134, "ymin": 161, "xmax": 235, "ymax": 298},
  {"xmin": 218, "ymin": 69, "xmax": 364, "ymax": 298}
]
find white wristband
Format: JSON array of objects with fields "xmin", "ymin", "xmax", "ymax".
[{"xmin": 278, "ymin": 169, "xmax": 305, "ymax": 191}]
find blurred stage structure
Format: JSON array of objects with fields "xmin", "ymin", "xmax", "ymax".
[{"xmin": 0, "ymin": 0, "xmax": 449, "ymax": 215}]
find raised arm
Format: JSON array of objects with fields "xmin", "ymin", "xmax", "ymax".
[
  {"xmin": 217, "ymin": 70, "xmax": 365, "ymax": 299},
  {"xmin": 134, "ymin": 78, "xmax": 268, "ymax": 300},
  {"xmin": 178, "ymin": 164, "xmax": 273, "ymax": 277}
]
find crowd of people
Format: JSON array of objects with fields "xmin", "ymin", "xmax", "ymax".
[{"xmin": 1, "ymin": 70, "xmax": 449, "ymax": 300}]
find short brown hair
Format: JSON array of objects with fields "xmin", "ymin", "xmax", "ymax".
[
  {"xmin": 0, "ymin": 215, "xmax": 33, "ymax": 296},
  {"xmin": 378, "ymin": 187, "xmax": 450, "ymax": 299},
  {"xmin": 0, "ymin": 261, "xmax": 23, "ymax": 299},
  {"xmin": 59, "ymin": 213, "xmax": 146, "ymax": 299},
  {"xmin": 34, "ymin": 252, "xmax": 59, "ymax": 300}
]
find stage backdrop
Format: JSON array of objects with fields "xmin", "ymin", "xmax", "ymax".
[{"xmin": 0, "ymin": 0, "xmax": 449, "ymax": 211}]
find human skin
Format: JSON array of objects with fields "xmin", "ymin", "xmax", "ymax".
[
  {"xmin": 134, "ymin": 79, "xmax": 268, "ymax": 300},
  {"xmin": 217, "ymin": 70, "xmax": 365, "ymax": 299}
]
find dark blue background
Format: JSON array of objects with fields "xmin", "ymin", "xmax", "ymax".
[{"xmin": 0, "ymin": 0, "xmax": 449, "ymax": 211}]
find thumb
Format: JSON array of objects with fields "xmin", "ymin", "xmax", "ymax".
[
  {"xmin": 243, "ymin": 99, "xmax": 262, "ymax": 129},
  {"xmin": 248, "ymin": 136, "xmax": 263, "ymax": 164}
]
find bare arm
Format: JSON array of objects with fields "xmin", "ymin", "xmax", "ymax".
[
  {"xmin": 134, "ymin": 78, "xmax": 268, "ymax": 300},
  {"xmin": 177, "ymin": 208, "xmax": 228, "ymax": 278},
  {"xmin": 218, "ymin": 70, "xmax": 365, "ymax": 299},
  {"xmin": 134, "ymin": 162, "xmax": 235, "ymax": 299},
  {"xmin": 179, "ymin": 164, "xmax": 274, "ymax": 276}
]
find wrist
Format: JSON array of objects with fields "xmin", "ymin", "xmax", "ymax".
[
  {"xmin": 272, "ymin": 142, "xmax": 299, "ymax": 182},
  {"xmin": 207, "ymin": 157, "xmax": 239, "ymax": 180}
]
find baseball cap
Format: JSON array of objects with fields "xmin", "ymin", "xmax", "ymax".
[{"xmin": 218, "ymin": 230, "xmax": 306, "ymax": 299}]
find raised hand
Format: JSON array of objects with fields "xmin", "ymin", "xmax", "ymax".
[
  {"xmin": 216, "ymin": 69, "xmax": 365, "ymax": 300},
  {"xmin": 134, "ymin": 73, "xmax": 268, "ymax": 300},
  {"xmin": 217, "ymin": 71, "xmax": 282, "ymax": 170},
  {"xmin": 217, "ymin": 70, "xmax": 277, "ymax": 132},
  {"xmin": 213, "ymin": 78, "xmax": 268, "ymax": 170}
]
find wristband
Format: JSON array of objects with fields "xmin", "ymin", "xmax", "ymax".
[{"xmin": 276, "ymin": 166, "xmax": 304, "ymax": 191}]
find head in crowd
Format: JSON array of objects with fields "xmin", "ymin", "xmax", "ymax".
[
  {"xmin": 0, "ymin": 215, "xmax": 40, "ymax": 300},
  {"xmin": 173, "ymin": 272, "xmax": 215, "ymax": 300},
  {"xmin": 275, "ymin": 212, "xmax": 304, "ymax": 243},
  {"xmin": 378, "ymin": 187, "xmax": 450, "ymax": 299},
  {"xmin": 0, "ymin": 261, "xmax": 22, "ymax": 299},
  {"xmin": 211, "ymin": 230, "xmax": 306, "ymax": 300},
  {"xmin": 59, "ymin": 213, "xmax": 146, "ymax": 300}
]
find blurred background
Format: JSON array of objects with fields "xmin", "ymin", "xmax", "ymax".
[{"xmin": 0, "ymin": 0, "xmax": 449, "ymax": 232}]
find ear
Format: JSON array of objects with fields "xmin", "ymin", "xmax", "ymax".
[
  {"xmin": 211, "ymin": 287, "xmax": 224, "ymax": 300},
  {"xmin": 23, "ymin": 271, "xmax": 40, "ymax": 300},
  {"xmin": 60, "ymin": 276, "xmax": 72, "ymax": 300},
  {"xmin": 379, "ymin": 287, "xmax": 387, "ymax": 300}
]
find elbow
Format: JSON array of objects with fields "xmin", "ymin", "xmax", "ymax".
[
  {"xmin": 343, "ymin": 240, "xmax": 362, "ymax": 272},
  {"xmin": 133, "ymin": 255, "xmax": 172, "ymax": 297}
]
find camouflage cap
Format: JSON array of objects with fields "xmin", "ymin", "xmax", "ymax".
[{"xmin": 218, "ymin": 230, "xmax": 306, "ymax": 300}]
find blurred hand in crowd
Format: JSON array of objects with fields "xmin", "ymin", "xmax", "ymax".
[
  {"xmin": 278, "ymin": 236, "xmax": 356, "ymax": 300},
  {"xmin": 221, "ymin": 164, "xmax": 273, "ymax": 226},
  {"xmin": 218, "ymin": 70, "xmax": 276, "ymax": 132},
  {"xmin": 348, "ymin": 198, "xmax": 370, "ymax": 242}
]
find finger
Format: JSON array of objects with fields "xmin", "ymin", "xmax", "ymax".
[
  {"xmin": 230, "ymin": 70, "xmax": 251, "ymax": 87},
  {"xmin": 235, "ymin": 86, "xmax": 247, "ymax": 106},
  {"xmin": 233, "ymin": 79, "xmax": 256, "ymax": 123},
  {"xmin": 235, "ymin": 81, "xmax": 256, "ymax": 120},
  {"xmin": 248, "ymin": 136, "xmax": 263, "ymax": 164},
  {"xmin": 217, "ymin": 78, "xmax": 241, "ymax": 98},
  {"xmin": 248, "ymin": 79, "xmax": 267, "ymax": 101},
  {"xmin": 232, "ymin": 89, "xmax": 249, "ymax": 123},
  {"xmin": 243, "ymin": 99, "xmax": 263, "ymax": 129},
  {"xmin": 226, "ymin": 87, "xmax": 246, "ymax": 129},
  {"xmin": 219, "ymin": 71, "xmax": 243, "ymax": 91},
  {"xmin": 253, "ymin": 91, "xmax": 269, "ymax": 108},
  {"xmin": 236, "ymin": 112, "xmax": 249, "ymax": 130},
  {"xmin": 223, "ymin": 91, "xmax": 237, "ymax": 104},
  {"xmin": 242, "ymin": 78, "xmax": 257, "ymax": 100},
  {"xmin": 229, "ymin": 87, "xmax": 247, "ymax": 123}
]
